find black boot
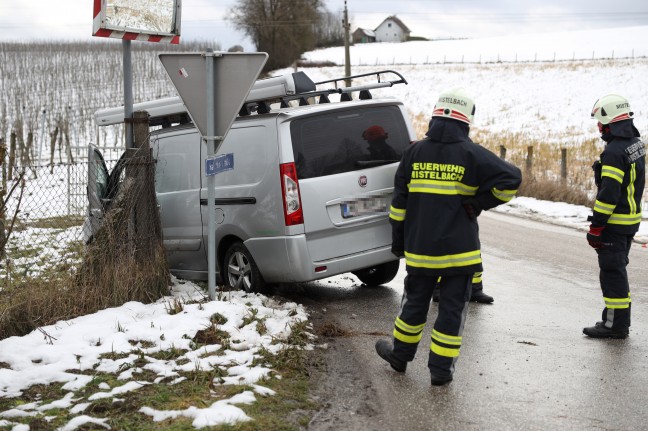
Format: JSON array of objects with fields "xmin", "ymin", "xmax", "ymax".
[
  {"xmin": 583, "ymin": 321, "xmax": 628, "ymax": 339},
  {"xmin": 430, "ymin": 371, "xmax": 453, "ymax": 386},
  {"xmin": 375, "ymin": 340, "xmax": 407, "ymax": 372},
  {"xmin": 471, "ymin": 284, "xmax": 493, "ymax": 303}
]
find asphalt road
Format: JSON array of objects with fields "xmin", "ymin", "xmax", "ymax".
[{"xmin": 278, "ymin": 210, "xmax": 648, "ymax": 431}]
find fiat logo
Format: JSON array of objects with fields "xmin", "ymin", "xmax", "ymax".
[{"xmin": 358, "ymin": 175, "xmax": 368, "ymax": 187}]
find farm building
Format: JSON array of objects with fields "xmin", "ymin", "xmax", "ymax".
[
  {"xmin": 353, "ymin": 16, "xmax": 411, "ymax": 44},
  {"xmin": 352, "ymin": 28, "xmax": 376, "ymax": 44},
  {"xmin": 374, "ymin": 16, "xmax": 411, "ymax": 42}
]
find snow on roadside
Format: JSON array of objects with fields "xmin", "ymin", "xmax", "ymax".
[{"xmin": 0, "ymin": 279, "xmax": 312, "ymax": 429}]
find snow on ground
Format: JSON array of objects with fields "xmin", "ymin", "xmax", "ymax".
[
  {"xmin": 1, "ymin": 25, "xmax": 648, "ymax": 429},
  {"xmin": 0, "ymin": 280, "xmax": 311, "ymax": 430},
  {"xmin": 303, "ymin": 25, "xmax": 648, "ymax": 66}
]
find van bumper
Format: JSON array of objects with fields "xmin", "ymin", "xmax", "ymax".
[{"xmin": 244, "ymin": 235, "xmax": 397, "ymax": 283}]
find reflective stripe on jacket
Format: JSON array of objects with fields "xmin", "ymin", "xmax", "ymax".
[
  {"xmin": 390, "ymin": 117, "xmax": 522, "ymax": 276},
  {"xmin": 592, "ymin": 120, "xmax": 646, "ymax": 234}
]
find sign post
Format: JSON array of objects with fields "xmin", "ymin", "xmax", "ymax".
[
  {"xmin": 93, "ymin": 0, "xmax": 182, "ymax": 148},
  {"xmin": 159, "ymin": 52, "xmax": 267, "ymax": 299}
]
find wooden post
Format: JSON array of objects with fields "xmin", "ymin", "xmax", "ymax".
[
  {"xmin": 49, "ymin": 126, "xmax": 58, "ymax": 174},
  {"xmin": 499, "ymin": 145, "xmax": 507, "ymax": 160},
  {"xmin": 8, "ymin": 131, "xmax": 16, "ymax": 179},
  {"xmin": 128, "ymin": 111, "xmax": 164, "ymax": 259},
  {"xmin": 0, "ymin": 138, "xmax": 6, "ymax": 260},
  {"xmin": 526, "ymin": 146, "xmax": 533, "ymax": 172},
  {"xmin": 561, "ymin": 148, "xmax": 567, "ymax": 183}
]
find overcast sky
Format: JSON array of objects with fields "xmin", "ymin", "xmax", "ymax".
[{"xmin": 0, "ymin": 0, "xmax": 646, "ymax": 50}]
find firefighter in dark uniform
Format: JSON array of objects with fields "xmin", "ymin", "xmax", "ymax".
[
  {"xmin": 375, "ymin": 88, "xmax": 522, "ymax": 385},
  {"xmin": 584, "ymin": 94, "xmax": 645, "ymax": 339}
]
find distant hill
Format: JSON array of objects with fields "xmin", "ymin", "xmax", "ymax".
[{"xmin": 302, "ymin": 25, "xmax": 648, "ymax": 65}]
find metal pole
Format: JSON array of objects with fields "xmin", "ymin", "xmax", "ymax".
[
  {"xmin": 205, "ymin": 49, "xmax": 219, "ymax": 300},
  {"xmin": 67, "ymin": 162, "xmax": 71, "ymax": 216},
  {"xmin": 343, "ymin": 0, "xmax": 351, "ymax": 87},
  {"xmin": 123, "ymin": 39, "xmax": 134, "ymax": 149}
]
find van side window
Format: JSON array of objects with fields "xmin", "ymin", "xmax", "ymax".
[{"xmin": 290, "ymin": 106, "xmax": 409, "ymax": 179}]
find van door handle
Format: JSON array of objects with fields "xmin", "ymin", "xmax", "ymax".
[{"xmin": 200, "ymin": 198, "xmax": 256, "ymax": 205}]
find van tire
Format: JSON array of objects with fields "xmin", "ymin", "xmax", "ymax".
[
  {"xmin": 224, "ymin": 242, "xmax": 266, "ymax": 293},
  {"xmin": 353, "ymin": 260, "xmax": 400, "ymax": 286}
]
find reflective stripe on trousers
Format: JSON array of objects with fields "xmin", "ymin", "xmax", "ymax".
[
  {"xmin": 392, "ymin": 273, "xmax": 471, "ymax": 377},
  {"xmin": 595, "ymin": 230, "xmax": 634, "ymax": 331}
]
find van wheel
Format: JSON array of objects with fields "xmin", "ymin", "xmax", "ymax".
[
  {"xmin": 353, "ymin": 260, "xmax": 400, "ymax": 286},
  {"xmin": 224, "ymin": 242, "xmax": 266, "ymax": 293}
]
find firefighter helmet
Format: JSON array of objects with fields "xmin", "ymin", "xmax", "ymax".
[
  {"xmin": 591, "ymin": 94, "xmax": 633, "ymax": 125},
  {"xmin": 432, "ymin": 88, "xmax": 475, "ymax": 125}
]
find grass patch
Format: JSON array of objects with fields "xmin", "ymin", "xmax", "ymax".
[
  {"xmin": 25, "ymin": 215, "xmax": 84, "ymax": 230},
  {"xmin": 0, "ymin": 327, "xmax": 319, "ymax": 431}
]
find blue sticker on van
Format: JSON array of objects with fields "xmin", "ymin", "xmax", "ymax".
[{"xmin": 205, "ymin": 153, "xmax": 234, "ymax": 176}]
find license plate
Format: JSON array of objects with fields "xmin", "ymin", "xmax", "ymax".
[{"xmin": 341, "ymin": 196, "xmax": 390, "ymax": 218}]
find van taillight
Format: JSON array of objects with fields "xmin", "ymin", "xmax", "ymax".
[{"xmin": 280, "ymin": 162, "xmax": 304, "ymax": 226}]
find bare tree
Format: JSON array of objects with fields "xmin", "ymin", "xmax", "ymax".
[
  {"xmin": 228, "ymin": 0, "xmax": 324, "ymax": 72},
  {"xmin": 315, "ymin": 8, "xmax": 345, "ymax": 48}
]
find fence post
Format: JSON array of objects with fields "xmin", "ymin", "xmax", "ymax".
[
  {"xmin": 67, "ymin": 161, "xmax": 76, "ymax": 215},
  {"xmin": 561, "ymin": 148, "xmax": 567, "ymax": 183},
  {"xmin": 0, "ymin": 138, "xmax": 6, "ymax": 260},
  {"xmin": 526, "ymin": 146, "xmax": 533, "ymax": 172},
  {"xmin": 499, "ymin": 145, "xmax": 507, "ymax": 160},
  {"xmin": 8, "ymin": 131, "xmax": 16, "ymax": 179}
]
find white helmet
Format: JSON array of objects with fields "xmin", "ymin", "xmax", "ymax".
[
  {"xmin": 432, "ymin": 88, "xmax": 475, "ymax": 125},
  {"xmin": 591, "ymin": 94, "xmax": 633, "ymax": 125}
]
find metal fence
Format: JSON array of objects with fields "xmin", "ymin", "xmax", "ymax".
[{"xmin": 1, "ymin": 162, "xmax": 88, "ymax": 278}]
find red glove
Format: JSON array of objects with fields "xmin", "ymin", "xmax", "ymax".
[{"xmin": 586, "ymin": 224, "xmax": 605, "ymax": 249}]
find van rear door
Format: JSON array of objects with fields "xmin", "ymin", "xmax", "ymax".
[
  {"xmin": 152, "ymin": 130, "xmax": 206, "ymax": 275},
  {"xmin": 289, "ymin": 104, "xmax": 413, "ymax": 261}
]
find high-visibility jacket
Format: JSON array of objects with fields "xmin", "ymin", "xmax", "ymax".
[
  {"xmin": 390, "ymin": 118, "xmax": 522, "ymax": 276},
  {"xmin": 591, "ymin": 120, "xmax": 646, "ymax": 234}
]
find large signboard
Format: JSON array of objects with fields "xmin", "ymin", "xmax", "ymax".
[{"xmin": 92, "ymin": 0, "xmax": 181, "ymax": 43}]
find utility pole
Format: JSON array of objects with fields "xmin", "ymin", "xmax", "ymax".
[{"xmin": 343, "ymin": 0, "xmax": 351, "ymax": 87}]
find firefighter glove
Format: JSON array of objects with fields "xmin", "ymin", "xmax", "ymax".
[
  {"xmin": 391, "ymin": 243, "xmax": 405, "ymax": 258},
  {"xmin": 462, "ymin": 197, "xmax": 482, "ymax": 220},
  {"xmin": 586, "ymin": 224, "xmax": 605, "ymax": 249}
]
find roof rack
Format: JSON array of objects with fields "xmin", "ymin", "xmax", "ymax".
[
  {"xmin": 94, "ymin": 69, "xmax": 407, "ymax": 126},
  {"xmin": 239, "ymin": 69, "xmax": 407, "ymax": 116}
]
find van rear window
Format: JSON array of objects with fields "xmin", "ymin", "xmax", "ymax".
[{"xmin": 290, "ymin": 106, "xmax": 410, "ymax": 179}]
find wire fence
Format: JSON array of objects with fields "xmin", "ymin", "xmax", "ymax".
[
  {"xmin": 348, "ymin": 48, "xmax": 646, "ymax": 67},
  {"xmin": 0, "ymin": 157, "xmax": 122, "ymax": 280}
]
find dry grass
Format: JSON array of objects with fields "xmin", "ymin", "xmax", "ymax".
[
  {"xmin": 411, "ymin": 113, "xmax": 599, "ymax": 206},
  {"xmin": 0, "ymin": 154, "xmax": 170, "ymax": 339},
  {"xmin": 0, "ymin": 244, "xmax": 170, "ymax": 340}
]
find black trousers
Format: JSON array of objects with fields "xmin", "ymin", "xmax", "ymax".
[
  {"xmin": 595, "ymin": 230, "xmax": 634, "ymax": 331},
  {"xmin": 392, "ymin": 273, "xmax": 471, "ymax": 377}
]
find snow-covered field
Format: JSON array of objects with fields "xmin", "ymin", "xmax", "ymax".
[
  {"xmin": 302, "ymin": 60, "xmax": 648, "ymax": 143},
  {"xmin": 303, "ymin": 25, "xmax": 648, "ymax": 66},
  {"xmin": 1, "ymin": 25, "xmax": 648, "ymax": 430},
  {"xmin": 284, "ymin": 26, "xmax": 648, "ymax": 144}
]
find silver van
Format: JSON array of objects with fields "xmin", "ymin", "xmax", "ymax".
[{"xmin": 87, "ymin": 70, "xmax": 415, "ymax": 292}]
